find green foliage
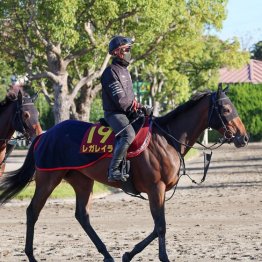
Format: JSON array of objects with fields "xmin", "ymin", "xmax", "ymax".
[
  {"xmin": 35, "ymin": 93, "xmax": 55, "ymax": 130},
  {"xmin": 133, "ymin": 1, "xmax": 248, "ymax": 111},
  {"xmin": 251, "ymin": 41, "xmax": 262, "ymax": 60},
  {"xmin": 0, "ymin": 0, "xmax": 248, "ymax": 120},
  {"xmin": 0, "ymin": 60, "xmax": 12, "ymax": 100},
  {"xmin": 37, "ymin": 0, "xmax": 80, "ymax": 48},
  {"xmin": 228, "ymin": 84, "xmax": 262, "ymax": 141},
  {"xmin": 209, "ymin": 84, "xmax": 262, "ymax": 142},
  {"xmin": 90, "ymin": 96, "xmax": 104, "ymax": 123}
]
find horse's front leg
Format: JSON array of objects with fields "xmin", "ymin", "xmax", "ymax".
[
  {"xmin": 123, "ymin": 182, "xmax": 169, "ymax": 262},
  {"xmin": 122, "ymin": 229, "xmax": 158, "ymax": 261},
  {"xmin": 148, "ymin": 182, "xmax": 169, "ymax": 262}
]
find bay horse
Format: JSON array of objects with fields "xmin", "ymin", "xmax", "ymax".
[
  {"xmin": 0, "ymin": 86, "xmax": 248, "ymax": 262},
  {"xmin": 0, "ymin": 90, "xmax": 42, "ymax": 176}
]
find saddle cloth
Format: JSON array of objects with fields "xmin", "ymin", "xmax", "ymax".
[{"xmin": 34, "ymin": 119, "xmax": 151, "ymax": 171}]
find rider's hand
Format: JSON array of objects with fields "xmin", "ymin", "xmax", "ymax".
[{"xmin": 131, "ymin": 99, "xmax": 141, "ymax": 112}]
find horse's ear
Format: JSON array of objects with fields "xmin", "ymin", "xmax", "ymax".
[
  {"xmin": 217, "ymin": 83, "xmax": 222, "ymax": 97},
  {"xmin": 18, "ymin": 89, "xmax": 23, "ymax": 97},
  {"xmin": 18, "ymin": 89, "xmax": 23, "ymax": 102},
  {"xmin": 223, "ymin": 85, "xmax": 230, "ymax": 94}
]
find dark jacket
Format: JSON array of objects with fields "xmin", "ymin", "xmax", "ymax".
[{"xmin": 101, "ymin": 58, "xmax": 135, "ymax": 113}]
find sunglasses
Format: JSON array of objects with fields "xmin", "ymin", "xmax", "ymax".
[{"xmin": 120, "ymin": 46, "xmax": 131, "ymax": 53}]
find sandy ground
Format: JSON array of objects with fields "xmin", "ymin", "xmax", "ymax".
[{"xmin": 0, "ymin": 143, "xmax": 261, "ymax": 262}]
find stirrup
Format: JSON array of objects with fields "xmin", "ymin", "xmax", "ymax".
[{"xmin": 108, "ymin": 170, "xmax": 129, "ymax": 182}]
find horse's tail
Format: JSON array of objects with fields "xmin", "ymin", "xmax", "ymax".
[{"xmin": 0, "ymin": 135, "xmax": 41, "ymax": 205}]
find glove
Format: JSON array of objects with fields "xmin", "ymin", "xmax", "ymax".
[{"xmin": 131, "ymin": 99, "xmax": 141, "ymax": 112}]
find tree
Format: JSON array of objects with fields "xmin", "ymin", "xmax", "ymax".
[
  {"xmin": 131, "ymin": 1, "xmax": 249, "ymax": 114},
  {"xmin": 0, "ymin": 0, "xmax": 248, "ymax": 122},
  {"xmin": 0, "ymin": 60, "xmax": 12, "ymax": 100},
  {"xmin": 251, "ymin": 41, "xmax": 262, "ymax": 60},
  {"xmin": 0, "ymin": 0, "xmax": 178, "ymax": 123}
]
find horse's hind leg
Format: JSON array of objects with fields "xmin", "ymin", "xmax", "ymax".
[
  {"xmin": 66, "ymin": 170, "xmax": 114, "ymax": 262},
  {"xmin": 25, "ymin": 170, "xmax": 65, "ymax": 262}
]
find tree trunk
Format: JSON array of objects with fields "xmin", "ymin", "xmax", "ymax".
[
  {"xmin": 75, "ymin": 84, "xmax": 100, "ymax": 122},
  {"xmin": 53, "ymin": 75, "xmax": 70, "ymax": 123},
  {"xmin": 152, "ymin": 100, "xmax": 160, "ymax": 116},
  {"xmin": 78, "ymin": 98, "xmax": 92, "ymax": 122}
]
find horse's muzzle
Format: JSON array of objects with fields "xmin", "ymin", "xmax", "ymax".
[{"xmin": 233, "ymin": 134, "xmax": 249, "ymax": 148}]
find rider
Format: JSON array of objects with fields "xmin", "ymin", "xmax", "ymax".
[{"xmin": 101, "ymin": 36, "xmax": 142, "ymax": 182}]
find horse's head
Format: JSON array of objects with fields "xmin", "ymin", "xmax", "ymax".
[
  {"xmin": 208, "ymin": 85, "xmax": 249, "ymax": 148},
  {"xmin": 12, "ymin": 90, "xmax": 42, "ymax": 141}
]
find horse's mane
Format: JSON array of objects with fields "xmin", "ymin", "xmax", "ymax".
[
  {"xmin": 156, "ymin": 90, "xmax": 212, "ymax": 124},
  {"xmin": 0, "ymin": 92, "xmax": 17, "ymax": 113}
]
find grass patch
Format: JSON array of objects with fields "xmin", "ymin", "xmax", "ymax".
[
  {"xmin": 16, "ymin": 181, "xmax": 111, "ymax": 200},
  {"xmin": 185, "ymin": 148, "xmax": 199, "ymax": 160}
]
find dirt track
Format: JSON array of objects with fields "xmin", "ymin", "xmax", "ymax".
[{"xmin": 0, "ymin": 143, "xmax": 261, "ymax": 261}]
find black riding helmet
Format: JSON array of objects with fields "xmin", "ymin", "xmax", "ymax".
[{"xmin": 108, "ymin": 36, "xmax": 134, "ymax": 55}]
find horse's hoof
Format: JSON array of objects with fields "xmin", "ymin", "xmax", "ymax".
[
  {"xmin": 103, "ymin": 258, "xmax": 115, "ymax": 262},
  {"xmin": 28, "ymin": 256, "xmax": 38, "ymax": 262},
  {"xmin": 122, "ymin": 252, "xmax": 131, "ymax": 262},
  {"xmin": 160, "ymin": 256, "xmax": 170, "ymax": 262}
]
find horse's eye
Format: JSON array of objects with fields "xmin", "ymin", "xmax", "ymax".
[
  {"xmin": 24, "ymin": 111, "xmax": 31, "ymax": 119},
  {"xmin": 222, "ymin": 106, "xmax": 231, "ymax": 115}
]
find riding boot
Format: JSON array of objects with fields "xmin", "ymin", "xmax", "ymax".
[{"xmin": 108, "ymin": 139, "xmax": 130, "ymax": 182}]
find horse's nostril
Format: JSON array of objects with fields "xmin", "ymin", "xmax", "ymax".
[{"xmin": 244, "ymin": 135, "xmax": 249, "ymax": 143}]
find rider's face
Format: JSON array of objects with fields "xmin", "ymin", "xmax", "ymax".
[{"xmin": 120, "ymin": 46, "xmax": 131, "ymax": 63}]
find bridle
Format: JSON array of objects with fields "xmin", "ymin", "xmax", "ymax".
[
  {"xmin": 207, "ymin": 92, "xmax": 238, "ymax": 144},
  {"xmin": 13, "ymin": 98, "xmax": 38, "ymax": 142},
  {"xmin": 0, "ymin": 97, "xmax": 38, "ymax": 168},
  {"xmin": 153, "ymin": 91, "xmax": 237, "ymax": 152},
  {"xmin": 152, "ymin": 90, "xmax": 239, "ymax": 196}
]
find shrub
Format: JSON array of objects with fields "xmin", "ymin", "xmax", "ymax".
[
  {"xmin": 209, "ymin": 84, "xmax": 262, "ymax": 142},
  {"xmin": 228, "ymin": 84, "xmax": 262, "ymax": 141}
]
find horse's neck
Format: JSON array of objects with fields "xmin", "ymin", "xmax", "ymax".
[
  {"xmin": 167, "ymin": 97, "xmax": 209, "ymax": 155},
  {"xmin": 0, "ymin": 104, "xmax": 16, "ymax": 148}
]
